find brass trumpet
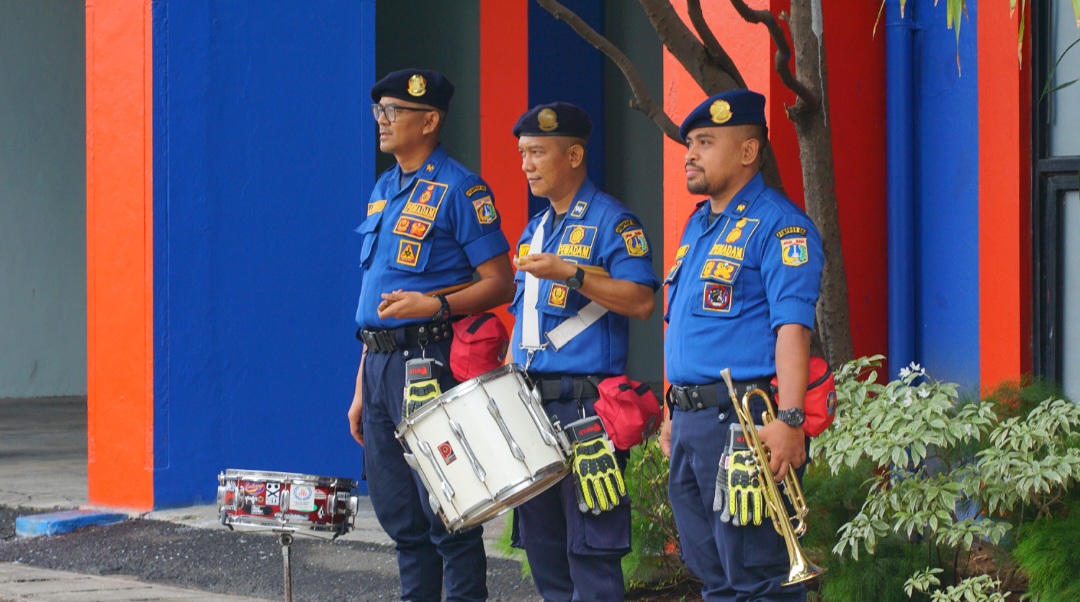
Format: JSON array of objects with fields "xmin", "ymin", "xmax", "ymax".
[{"xmin": 719, "ymin": 368, "xmax": 825, "ymax": 587}]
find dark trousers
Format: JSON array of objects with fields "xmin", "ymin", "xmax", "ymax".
[
  {"xmin": 515, "ymin": 394, "xmax": 631, "ymax": 602},
  {"xmin": 362, "ymin": 339, "xmax": 488, "ymax": 602},
  {"xmin": 667, "ymin": 406, "xmax": 806, "ymax": 602}
]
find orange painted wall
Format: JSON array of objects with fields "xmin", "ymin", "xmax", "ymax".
[
  {"xmin": 480, "ymin": 0, "xmax": 530, "ymax": 328},
  {"xmin": 85, "ymin": 0, "xmax": 154, "ymax": 510},
  {"xmin": 978, "ymin": 2, "xmax": 1032, "ymax": 389}
]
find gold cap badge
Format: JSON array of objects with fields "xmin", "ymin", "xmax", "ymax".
[
  {"xmin": 407, "ymin": 74, "xmax": 427, "ymax": 97},
  {"xmin": 710, "ymin": 100, "xmax": 732, "ymax": 124},
  {"xmin": 538, "ymin": 108, "xmax": 559, "ymax": 132}
]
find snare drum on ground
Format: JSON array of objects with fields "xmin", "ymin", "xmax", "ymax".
[
  {"xmin": 217, "ymin": 469, "xmax": 359, "ymax": 539},
  {"xmin": 396, "ymin": 364, "xmax": 569, "ymax": 533}
]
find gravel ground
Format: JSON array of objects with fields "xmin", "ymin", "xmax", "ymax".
[{"xmin": 0, "ymin": 505, "xmax": 536, "ymax": 601}]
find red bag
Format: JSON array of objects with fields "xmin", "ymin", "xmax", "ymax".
[
  {"xmin": 770, "ymin": 356, "xmax": 837, "ymax": 437},
  {"xmin": 449, "ymin": 313, "xmax": 509, "ymax": 382},
  {"xmin": 594, "ymin": 376, "xmax": 663, "ymax": 450}
]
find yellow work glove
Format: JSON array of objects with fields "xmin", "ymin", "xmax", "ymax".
[
  {"xmin": 565, "ymin": 416, "xmax": 627, "ymax": 514},
  {"xmin": 402, "ymin": 359, "xmax": 442, "ymax": 418},
  {"xmin": 726, "ymin": 449, "xmax": 768, "ymax": 527}
]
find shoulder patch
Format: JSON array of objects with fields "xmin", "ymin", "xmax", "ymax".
[
  {"xmin": 780, "ymin": 237, "xmax": 809, "ymax": 266},
  {"xmin": 367, "ymin": 200, "xmax": 386, "ymax": 216},
  {"xmin": 622, "ymin": 228, "xmax": 649, "ymax": 257},
  {"xmin": 465, "ymin": 184, "xmax": 488, "ymax": 197},
  {"xmin": 775, "ymin": 225, "xmax": 808, "ymax": 238},
  {"xmin": 472, "ymin": 196, "xmax": 498, "ymax": 225},
  {"xmin": 615, "ymin": 218, "xmax": 639, "ymax": 234}
]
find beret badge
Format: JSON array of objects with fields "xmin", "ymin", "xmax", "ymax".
[
  {"xmin": 537, "ymin": 108, "xmax": 559, "ymax": 132},
  {"xmin": 710, "ymin": 100, "xmax": 732, "ymax": 124},
  {"xmin": 407, "ymin": 74, "xmax": 427, "ymax": 97}
]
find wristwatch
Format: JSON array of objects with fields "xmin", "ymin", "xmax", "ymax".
[
  {"xmin": 431, "ymin": 294, "xmax": 451, "ymax": 321},
  {"xmin": 565, "ymin": 267, "xmax": 586, "ymax": 290},
  {"xmin": 775, "ymin": 407, "xmax": 805, "ymax": 428}
]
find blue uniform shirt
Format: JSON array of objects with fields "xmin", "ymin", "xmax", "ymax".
[
  {"xmin": 355, "ymin": 145, "xmax": 510, "ymax": 329},
  {"xmin": 510, "ymin": 179, "xmax": 659, "ymax": 375},
  {"xmin": 664, "ymin": 172, "xmax": 823, "ymax": 385}
]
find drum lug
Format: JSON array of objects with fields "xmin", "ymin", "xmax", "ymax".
[
  {"xmin": 417, "ymin": 441, "xmax": 456, "ymax": 502},
  {"xmin": 448, "ymin": 419, "xmax": 487, "ymax": 484},
  {"xmin": 518, "ymin": 390, "xmax": 562, "ymax": 449},
  {"xmin": 487, "ymin": 398, "xmax": 527, "ymax": 462}
]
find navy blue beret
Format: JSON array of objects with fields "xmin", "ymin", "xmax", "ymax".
[
  {"xmin": 679, "ymin": 89, "xmax": 767, "ymax": 140},
  {"xmin": 512, "ymin": 102, "xmax": 593, "ymax": 140},
  {"xmin": 370, "ymin": 68, "xmax": 455, "ymax": 112}
]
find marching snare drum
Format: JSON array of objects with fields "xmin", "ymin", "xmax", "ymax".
[
  {"xmin": 396, "ymin": 364, "xmax": 569, "ymax": 533},
  {"xmin": 217, "ymin": 469, "xmax": 359, "ymax": 539}
]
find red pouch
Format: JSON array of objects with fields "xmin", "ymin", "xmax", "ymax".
[
  {"xmin": 594, "ymin": 375, "xmax": 663, "ymax": 450},
  {"xmin": 449, "ymin": 313, "xmax": 509, "ymax": 382},
  {"xmin": 770, "ymin": 356, "xmax": 837, "ymax": 437}
]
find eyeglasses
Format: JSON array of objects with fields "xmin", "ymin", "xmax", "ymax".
[{"xmin": 371, "ymin": 103, "xmax": 431, "ymax": 123}]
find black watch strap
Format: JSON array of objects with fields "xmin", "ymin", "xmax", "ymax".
[
  {"xmin": 431, "ymin": 294, "xmax": 451, "ymax": 321},
  {"xmin": 566, "ymin": 267, "xmax": 586, "ymax": 290}
]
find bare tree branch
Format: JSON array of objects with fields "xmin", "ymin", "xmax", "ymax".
[
  {"xmin": 536, "ymin": 0, "xmax": 682, "ymax": 142},
  {"xmin": 637, "ymin": 0, "xmax": 741, "ymax": 95},
  {"xmin": 728, "ymin": 0, "xmax": 819, "ymax": 106},
  {"xmin": 686, "ymin": 0, "xmax": 747, "ymax": 88}
]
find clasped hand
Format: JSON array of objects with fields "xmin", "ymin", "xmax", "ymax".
[{"xmin": 377, "ymin": 289, "xmax": 439, "ymax": 320}]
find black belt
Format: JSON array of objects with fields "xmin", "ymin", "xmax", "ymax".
[
  {"xmin": 668, "ymin": 377, "xmax": 774, "ymax": 412},
  {"xmin": 529, "ymin": 373, "xmax": 608, "ymax": 402},
  {"xmin": 356, "ymin": 320, "xmax": 454, "ymax": 353}
]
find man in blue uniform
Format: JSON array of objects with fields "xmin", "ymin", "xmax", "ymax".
[
  {"xmin": 508, "ymin": 102, "xmax": 659, "ymax": 602},
  {"xmin": 659, "ymin": 89, "xmax": 824, "ymax": 601},
  {"xmin": 347, "ymin": 68, "xmax": 515, "ymax": 602}
]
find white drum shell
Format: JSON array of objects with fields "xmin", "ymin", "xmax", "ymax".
[{"xmin": 396, "ymin": 364, "xmax": 569, "ymax": 532}]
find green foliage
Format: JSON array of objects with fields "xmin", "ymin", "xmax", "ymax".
[
  {"xmin": 819, "ymin": 534, "xmax": 927, "ymax": 602},
  {"xmin": 622, "ymin": 440, "xmax": 693, "ymax": 590},
  {"xmin": 813, "ymin": 356, "xmax": 1080, "ymax": 602},
  {"xmin": 1011, "ymin": 497, "xmax": 1080, "ymax": 602}
]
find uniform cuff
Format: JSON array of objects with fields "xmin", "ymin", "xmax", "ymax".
[
  {"xmin": 463, "ymin": 231, "xmax": 511, "ymax": 267},
  {"xmin": 769, "ymin": 300, "xmax": 817, "ymax": 331}
]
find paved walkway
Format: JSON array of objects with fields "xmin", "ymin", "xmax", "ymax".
[{"xmin": 0, "ymin": 397, "xmax": 511, "ymax": 602}]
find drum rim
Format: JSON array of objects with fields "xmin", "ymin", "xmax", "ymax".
[
  {"xmin": 395, "ymin": 363, "xmax": 528, "ymax": 434},
  {"xmin": 220, "ymin": 469, "xmax": 358, "ymax": 487},
  {"xmin": 446, "ymin": 462, "xmax": 570, "ymax": 532}
]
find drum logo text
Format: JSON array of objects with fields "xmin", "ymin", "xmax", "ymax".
[{"xmin": 438, "ymin": 441, "xmax": 457, "ymax": 465}]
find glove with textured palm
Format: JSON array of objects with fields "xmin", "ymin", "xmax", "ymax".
[
  {"xmin": 565, "ymin": 416, "xmax": 626, "ymax": 514},
  {"xmin": 402, "ymin": 358, "xmax": 443, "ymax": 418},
  {"xmin": 726, "ymin": 449, "xmax": 767, "ymax": 527}
]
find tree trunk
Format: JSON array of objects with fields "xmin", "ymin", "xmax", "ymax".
[{"xmin": 786, "ymin": 0, "xmax": 854, "ymax": 365}]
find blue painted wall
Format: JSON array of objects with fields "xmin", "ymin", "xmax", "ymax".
[
  {"xmin": 153, "ymin": 0, "xmax": 375, "ymax": 507},
  {"xmin": 912, "ymin": 0, "xmax": 979, "ymax": 387},
  {"xmin": 528, "ymin": 0, "xmax": 606, "ymax": 218}
]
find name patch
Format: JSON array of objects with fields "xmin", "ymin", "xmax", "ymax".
[
  {"xmin": 557, "ymin": 225, "xmax": 597, "ymax": 259},
  {"xmin": 367, "ymin": 200, "xmax": 386, "ymax": 216},
  {"xmin": 402, "ymin": 179, "xmax": 448, "ymax": 220}
]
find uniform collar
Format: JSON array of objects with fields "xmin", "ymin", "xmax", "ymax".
[
  {"xmin": 694, "ymin": 171, "xmax": 767, "ymax": 222},
  {"xmin": 563, "ymin": 178, "xmax": 598, "ymax": 221},
  {"xmin": 393, "ymin": 144, "xmax": 448, "ymax": 192}
]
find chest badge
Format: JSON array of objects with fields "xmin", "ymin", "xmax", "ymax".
[{"xmin": 702, "ymin": 283, "xmax": 733, "ymax": 312}]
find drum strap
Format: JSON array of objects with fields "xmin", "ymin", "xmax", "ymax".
[{"xmin": 521, "ymin": 209, "xmax": 609, "ymax": 363}]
